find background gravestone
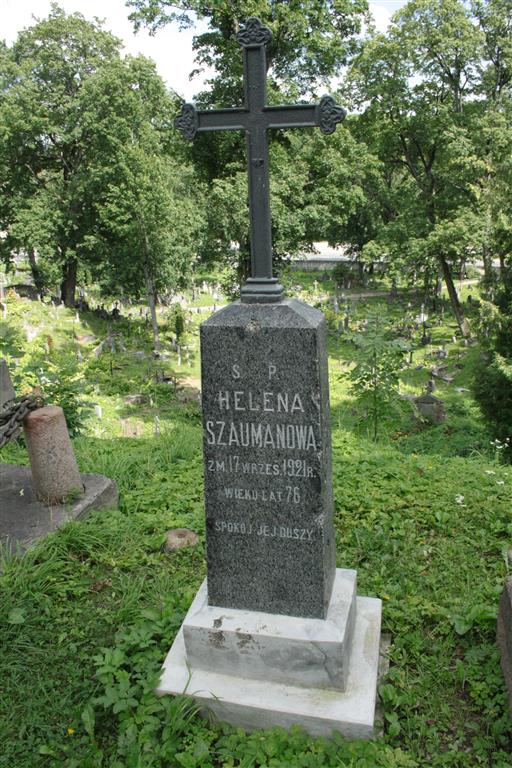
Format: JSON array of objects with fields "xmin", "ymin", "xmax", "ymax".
[
  {"xmin": 0, "ymin": 358, "xmax": 16, "ymax": 406},
  {"xmin": 498, "ymin": 577, "xmax": 512, "ymax": 717}
]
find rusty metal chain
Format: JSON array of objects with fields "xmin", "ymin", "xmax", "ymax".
[{"xmin": 0, "ymin": 395, "xmax": 44, "ymax": 449}]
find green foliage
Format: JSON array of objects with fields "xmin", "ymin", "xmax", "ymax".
[
  {"xmin": 0, "ymin": 7, "xmax": 202, "ymax": 306},
  {"xmin": 346, "ymin": 311, "xmax": 408, "ymax": 440},
  {"xmin": 332, "ymin": 262, "xmax": 355, "ymax": 289},
  {"xmin": 167, "ymin": 303, "xmax": 186, "ymax": 341},
  {"xmin": 127, "ymin": 1, "xmax": 369, "ymax": 91},
  {"xmin": 474, "ymin": 352, "xmax": 512, "ymax": 460},
  {"xmin": 474, "ymin": 298, "xmax": 503, "ymax": 350},
  {"xmin": 7, "ymin": 340, "xmax": 90, "ymax": 436}
]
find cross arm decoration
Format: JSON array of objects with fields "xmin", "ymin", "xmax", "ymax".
[
  {"xmin": 175, "ymin": 17, "xmax": 346, "ymax": 304},
  {"xmin": 175, "ymin": 98, "xmax": 345, "ymax": 141}
]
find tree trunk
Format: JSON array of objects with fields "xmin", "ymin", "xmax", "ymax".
[
  {"xmin": 482, "ymin": 242, "xmax": 494, "ymax": 286},
  {"xmin": 28, "ymin": 248, "xmax": 44, "ymax": 295},
  {"xmin": 144, "ymin": 263, "xmax": 160, "ymax": 351},
  {"xmin": 60, "ymin": 259, "xmax": 77, "ymax": 307},
  {"xmin": 437, "ymin": 253, "xmax": 470, "ymax": 337},
  {"xmin": 423, "ymin": 266, "xmax": 432, "ymax": 306}
]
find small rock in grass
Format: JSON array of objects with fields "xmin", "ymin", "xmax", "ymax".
[
  {"xmin": 124, "ymin": 394, "xmax": 149, "ymax": 406},
  {"xmin": 164, "ymin": 528, "xmax": 199, "ymax": 552}
]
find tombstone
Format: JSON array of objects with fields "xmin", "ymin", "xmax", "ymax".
[
  {"xmin": 94, "ymin": 405, "xmax": 103, "ymax": 419},
  {"xmin": 414, "ymin": 393, "xmax": 446, "ymax": 425},
  {"xmin": 158, "ymin": 18, "xmax": 381, "ymax": 740},
  {"xmin": 124, "ymin": 394, "xmax": 149, "ymax": 406},
  {"xmin": 426, "ymin": 379, "xmax": 436, "ymax": 393},
  {"xmin": 119, "ymin": 419, "xmax": 143, "ymax": 438},
  {"xmin": 0, "ymin": 359, "xmax": 16, "ymax": 406},
  {"xmin": 497, "ymin": 577, "xmax": 512, "ymax": 717},
  {"xmin": 24, "ymin": 324, "xmax": 38, "ymax": 343}
]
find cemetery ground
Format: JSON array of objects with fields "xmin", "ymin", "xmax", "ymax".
[{"xmin": 1, "ymin": 274, "xmax": 512, "ymax": 767}]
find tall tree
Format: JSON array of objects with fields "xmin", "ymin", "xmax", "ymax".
[
  {"xmin": 75, "ymin": 52, "xmax": 203, "ymax": 332},
  {"xmin": 0, "ymin": 6, "xmax": 201, "ymax": 310},
  {"xmin": 128, "ymin": 0, "xmax": 369, "ymax": 95},
  {"xmin": 347, "ymin": 0, "xmax": 484, "ymax": 334},
  {"xmin": 470, "ymin": 0, "xmax": 512, "ymax": 294},
  {"xmin": 0, "ymin": 5, "xmax": 122, "ymax": 304}
]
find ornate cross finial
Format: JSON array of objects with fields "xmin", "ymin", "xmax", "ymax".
[{"xmin": 236, "ymin": 17, "xmax": 272, "ymax": 48}]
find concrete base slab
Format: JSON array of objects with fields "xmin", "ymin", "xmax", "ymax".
[
  {"xmin": 184, "ymin": 570, "xmax": 357, "ymax": 689},
  {"xmin": 158, "ymin": 592, "xmax": 382, "ymax": 739},
  {"xmin": 0, "ymin": 463, "xmax": 118, "ymax": 553}
]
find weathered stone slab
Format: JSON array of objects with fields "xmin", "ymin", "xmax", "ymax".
[
  {"xmin": 183, "ymin": 570, "xmax": 357, "ymax": 690},
  {"xmin": 0, "ymin": 359, "xmax": 16, "ymax": 407},
  {"xmin": 157, "ymin": 587, "xmax": 382, "ymax": 740},
  {"xmin": 414, "ymin": 393, "xmax": 446, "ymax": 425},
  {"xmin": 497, "ymin": 577, "xmax": 512, "ymax": 716},
  {"xmin": 0, "ymin": 464, "xmax": 118, "ymax": 553},
  {"xmin": 200, "ymin": 299, "xmax": 335, "ymax": 619}
]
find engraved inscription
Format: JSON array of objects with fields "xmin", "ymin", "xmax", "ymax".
[
  {"xmin": 207, "ymin": 456, "xmax": 314, "ymax": 477},
  {"xmin": 204, "ymin": 362, "xmax": 322, "ymax": 542},
  {"xmin": 205, "ymin": 420, "xmax": 317, "ymax": 450},
  {"xmin": 214, "ymin": 520, "xmax": 314, "ymax": 540}
]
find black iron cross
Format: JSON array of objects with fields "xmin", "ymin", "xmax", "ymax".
[{"xmin": 175, "ymin": 17, "xmax": 346, "ymax": 303}]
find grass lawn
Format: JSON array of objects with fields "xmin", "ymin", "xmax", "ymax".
[{"xmin": 1, "ymin": 278, "xmax": 511, "ymax": 767}]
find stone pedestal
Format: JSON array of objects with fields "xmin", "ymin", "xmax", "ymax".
[
  {"xmin": 23, "ymin": 406, "xmax": 83, "ymax": 504},
  {"xmin": 159, "ymin": 300, "xmax": 382, "ymax": 737},
  {"xmin": 158, "ymin": 570, "xmax": 382, "ymax": 738}
]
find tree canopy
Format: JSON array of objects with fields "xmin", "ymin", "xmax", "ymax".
[{"xmin": 0, "ymin": 4, "xmax": 202, "ymax": 306}]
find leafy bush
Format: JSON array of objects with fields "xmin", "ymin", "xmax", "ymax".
[
  {"xmin": 473, "ymin": 352, "xmax": 512, "ymax": 461},
  {"xmin": 168, "ymin": 303, "xmax": 186, "ymax": 341},
  {"xmin": 8, "ymin": 341, "xmax": 90, "ymax": 436},
  {"xmin": 332, "ymin": 261, "xmax": 355, "ymax": 289},
  {"xmin": 345, "ymin": 311, "xmax": 409, "ymax": 440}
]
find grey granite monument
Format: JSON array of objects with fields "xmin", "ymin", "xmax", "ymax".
[{"xmin": 158, "ymin": 18, "xmax": 382, "ymax": 739}]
